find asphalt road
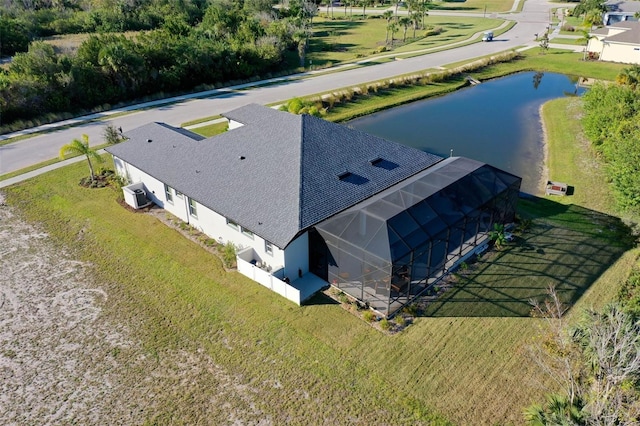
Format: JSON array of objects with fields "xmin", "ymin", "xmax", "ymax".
[{"xmin": 0, "ymin": 0, "xmax": 557, "ymax": 175}]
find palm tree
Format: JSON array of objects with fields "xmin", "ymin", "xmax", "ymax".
[
  {"xmin": 292, "ymin": 29, "xmax": 309, "ymax": 67},
  {"xmin": 583, "ymin": 9, "xmax": 602, "ymax": 29},
  {"xmin": 577, "ymin": 30, "xmax": 595, "ymax": 60},
  {"xmin": 59, "ymin": 134, "xmax": 104, "ymax": 182},
  {"xmin": 388, "ymin": 22, "xmax": 398, "ymax": 46},
  {"xmin": 523, "ymin": 393, "xmax": 584, "ymax": 425},
  {"xmin": 616, "ymin": 65, "xmax": 640, "ymax": 88},
  {"xmin": 360, "ymin": 0, "xmax": 372, "ymax": 19},
  {"xmin": 489, "ymin": 223, "xmax": 507, "ymax": 249},
  {"xmin": 398, "ymin": 16, "xmax": 411, "ymax": 42},
  {"xmin": 383, "ymin": 10, "xmax": 393, "ymax": 44},
  {"xmin": 410, "ymin": 11, "xmax": 421, "ymax": 37}
]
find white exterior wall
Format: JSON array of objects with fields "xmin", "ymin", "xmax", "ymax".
[
  {"xmin": 114, "ymin": 157, "xmax": 286, "ymax": 269},
  {"xmin": 283, "ymin": 232, "xmax": 309, "ymax": 280},
  {"xmin": 228, "ymin": 119, "xmax": 244, "ymax": 130},
  {"xmin": 114, "ymin": 157, "xmax": 190, "ymax": 221},
  {"xmin": 113, "ymin": 157, "xmax": 168, "ymax": 209},
  {"xmin": 601, "ymin": 42, "xmax": 640, "ymax": 64},
  {"xmin": 187, "ymin": 202, "xmax": 285, "ymax": 268},
  {"xmin": 587, "ymin": 37, "xmax": 605, "ymax": 56}
]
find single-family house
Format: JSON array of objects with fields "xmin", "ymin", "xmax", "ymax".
[
  {"xmin": 587, "ymin": 20, "xmax": 640, "ymax": 64},
  {"xmin": 106, "ymin": 104, "xmax": 521, "ymax": 317}
]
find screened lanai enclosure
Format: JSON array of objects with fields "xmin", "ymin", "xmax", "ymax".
[{"xmin": 310, "ymin": 157, "xmax": 521, "ymax": 317}]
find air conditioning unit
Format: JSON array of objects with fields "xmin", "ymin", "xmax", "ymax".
[{"xmin": 122, "ymin": 183, "xmax": 152, "ymax": 209}]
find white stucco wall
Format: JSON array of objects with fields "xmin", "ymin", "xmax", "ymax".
[
  {"xmin": 283, "ymin": 232, "xmax": 309, "ymax": 280},
  {"xmin": 587, "ymin": 37, "xmax": 605, "ymax": 56},
  {"xmin": 113, "ymin": 157, "xmax": 286, "ymax": 269},
  {"xmin": 601, "ymin": 42, "xmax": 640, "ymax": 64},
  {"xmin": 187, "ymin": 201, "xmax": 285, "ymax": 268},
  {"xmin": 113, "ymin": 156, "xmax": 168, "ymax": 210},
  {"xmin": 228, "ymin": 119, "xmax": 244, "ymax": 130}
]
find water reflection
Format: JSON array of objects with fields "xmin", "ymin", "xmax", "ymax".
[{"xmin": 348, "ymin": 72, "xmax": 585, "ymax": 194}]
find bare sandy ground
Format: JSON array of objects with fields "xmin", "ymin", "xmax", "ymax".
[{"xmin": 0, "ymin": 193, "xmax": 269, "ymax": 425}]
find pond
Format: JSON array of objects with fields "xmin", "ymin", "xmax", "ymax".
[{"xmin": 348, "ymin": 72, "xmax": 585, "ymax": 194}]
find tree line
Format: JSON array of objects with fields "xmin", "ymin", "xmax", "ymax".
[
  {"xmin": 0, "ymin": 0, "xmax": 318, "ymax": 128},
  {"xmin": 582, "ymin": 66, "xmax": 640, "ymax": 216},
  {"xmin": 523, "ymin": 67, "xmax": 640, "ymax": 425}
]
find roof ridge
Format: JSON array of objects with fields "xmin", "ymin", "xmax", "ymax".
[{"xmin": 297, "ymin": 114, "xmax": 307, "ymax": 230}]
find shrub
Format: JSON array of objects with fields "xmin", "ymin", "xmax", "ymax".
[
  {"xmin": 362, "ymin": 310, "xmax": 376, "ymax": 322},
  {"xmin": 426, "ymin": 26, "xmax": 443, "ymax": 36},
  {"xmin": 337, "ymin": 291, "xmax": 349, "ymax": 304},
  {"xmin": 402, "ymin": 304, "xmax": 418, "ymax": 316},
  {"xmin": 394, "ymin": 315, "xmax": 406, "ymax": 327},
  {"xmin": 287, "ymin": 98, "xmax": 304, "ymax": 114},
  {"xmin": 380, "ymin": 318, "xmax": 392, "ymax": 331},
  {"xmin": 560, "ymin": 24, "xmax": 575, "ymax": 32},
  {"xmin": 222, "ymin": 242, "xmax": 237, "ymax": 268}
]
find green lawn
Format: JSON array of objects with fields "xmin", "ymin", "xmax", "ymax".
[
  {"xmin": 550, "ymin": 37, "xmax": 586, "ymax": 46},
  {"xmin": 191, "ymin": 121, "xmax": 228, "ymax": 137},
  {"xmin": 5, "ymin": 81, "xmax": 639, "ymax": 424},
  {"xmin": 308, "ymin": 16, "xmax": 505, "ymax": 66},
  {"xmin": 4, "ymin": 37, "xmax": 640, "ymax": 424}
]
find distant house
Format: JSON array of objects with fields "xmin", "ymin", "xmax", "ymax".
[
  {"xmin": 587, "ymin": 20, "xmax": 640, "ymax": 64},
  {"xmin": 106, "ymin": 104, "xmax": 521, "ymax": 317},
  {"xmin": 603, "ymin": 0, "xmax": 640, "ymax": 25}
]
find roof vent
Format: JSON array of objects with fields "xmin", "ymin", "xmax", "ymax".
[
  {"xmin": 147, "ymin": 139, "xmax": 152, "ymax": 143},
  {"xmin": 369, "ymin": 157, "xmax": 399, "ymax": 171},
  {"xmin": 337, "ymin": 171, "xmax": 352, "ymax": 181},
  {"xmin": 239, "ymin": 156, "xmax": 246, "ymax": 160}
]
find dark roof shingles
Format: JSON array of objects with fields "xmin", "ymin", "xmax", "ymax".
[{"xmin": 107, "ymin": 105, "xmax": 443, "ymax": 248}]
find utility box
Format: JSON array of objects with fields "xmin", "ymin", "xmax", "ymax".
[{"xmin": 122, "ymin": 182, "xmax": 153, "ymax": 209}]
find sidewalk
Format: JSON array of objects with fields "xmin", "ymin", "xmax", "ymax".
[{"xmin": 0, "ymin": 152, "xmax": 104, "ymax": 189}]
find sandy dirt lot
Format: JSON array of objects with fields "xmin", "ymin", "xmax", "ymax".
[{"xmin": 0, "ymin": 193, "xmax": 268, "ymax": 425}]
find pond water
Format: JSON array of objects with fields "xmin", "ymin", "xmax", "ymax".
[{"xmin": 348, "ymin": 72, "xmax": 585, "ymax": 194}]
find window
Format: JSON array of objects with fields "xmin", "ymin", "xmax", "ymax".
[
  {"xmin": 164, "ymin": 184, "xmax": 173, "ymax": 203},
  {"xmin": 265, "ymin": 241, "xmax": 273, "ymax": 255},
  {"xmin": 226, "ymin": 218, "xmax": 239, "ymax": 230},
  {"xmin": 241, "ymin": 227, "xmax": 254, "ymax": 239},
  {"xmin": 175, "ymin": 190, "xmax": 183, "ymax": 198},
  {"xmin": 188, "ymin": 198, "xmax": 197, "ymax": 218}
]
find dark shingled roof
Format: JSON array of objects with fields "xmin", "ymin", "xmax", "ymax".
[{"xmin": 106, "ymin": 104, "xmax": 443, "ymax": 248}]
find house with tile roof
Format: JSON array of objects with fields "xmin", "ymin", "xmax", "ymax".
[
  {"xmin": 587, "ymin": 20, "xmax": 640, "ymax": 64},
  {"xmin": 106, "ymin": 104, "xmax": 521, "ymax": 317}
]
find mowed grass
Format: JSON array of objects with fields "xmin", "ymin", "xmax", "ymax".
[
  {"xmin": 542, "ymin": 97, "xmax": 614, "ymax": 214},
  {"xmin": 428, "ymin": 0, "xmax": 515, "ymax": 12},
  {"xmin": 4, "ymin": 44, "xmax": 639, "ymax": 425},
  {"xmin": 308, "ymin": 16, "xmax": 504, "ymax": 66},
  {"xmin": 190, "ymin": 121, "xmax": 228, "ymax": 137},
  {"xmin": 550, "ymin": 37, "xmax": 586, "ymax": 46},
  {"xmin": 5, "ymin": 90, "xmax": 638, "ymax": 423}
]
